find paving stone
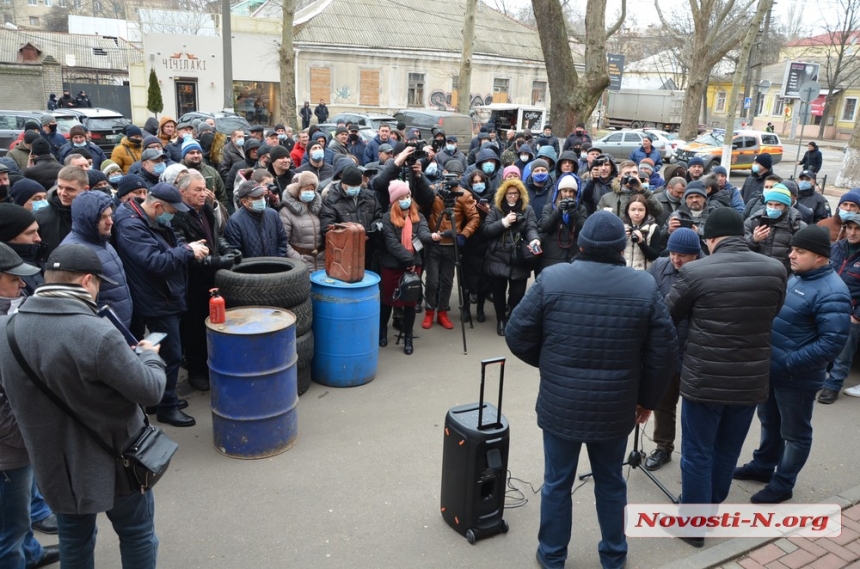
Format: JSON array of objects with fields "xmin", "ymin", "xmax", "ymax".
[
  {"xmin": 819, "ymin": 538, "xmax": 860, "ymax": 562},
  {"xmin": 780, "ymin": 549, "xmax": 819, "ymax": 569},
  {"xmin": 740, "ymin": 557, "xmax": 767, "ymax": 569},
  {"xmin": 810, "ymin": 553, "xmax": 850, "ymax": 569},
  {"xmin": 791, "ymin": 537, "xmax": 833, "ymax": 557},
  {"xmin": 765, "ymin": 561, "xmax": 791, "ymax": 569},
  {"xmin": 843, "ymin": 505, "xmax": 860, "ymax": 522},
  {"xmin": 775, "ymin": 538, "xmax": 799, "ymax": 554},
  {"xmin": 834, "ymin": 528, "xmax": 860, "ymax": 546},
  {"xmin": 750, "ymin": 543, "xmax": 788, "ymax": 565}
]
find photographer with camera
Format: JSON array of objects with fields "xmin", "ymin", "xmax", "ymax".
[
  {"xmin": 538, "ymin": 173, "xmax": 587, "ymax": 269},
  {"xmin": 596, "ymin": 160, "xmax": 663, "ymax": 220},
  {"xmin": 484, "ymin": 179, "xmax": 540, "ymax": 336},
  {"xmin": 623, "ymin": 194, "xmax": 663, "ymax": 271},
  {"xmin": 371, "ymin": 144, "xmax": 435, "ymax": 214},
  {"xmin": 662, "ymin": 181, "xmax": 713, "ymax": 252},
  {"xmin": 580, "ymin": 153, "xmax": 617, "ymax": 216},
  {"xmin": 422, "ymin": 171, "xmax": 480, "ymax": 330}
]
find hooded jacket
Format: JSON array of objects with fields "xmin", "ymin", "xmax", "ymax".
[
  {"xmin": 581, "ymin": 159, "xmax": 619, "ymax": 215},
  {"xmin": 279, "ymin": 191, "xmax": 326, "ymax": 272},
  {"xmin": 157, "ymin": 116, "xmax": 176, "ymax": 148},
  {"xmin": 524, "ymin": 171, "xmax": 555, "ymax": 224},
  {"xmin": 554, "ymin": 150, "xmax": 579, "ymax": 178},
  {"xmin": 770, "ymin": 265, "xmax": 850, "ymax": 391},
  {"xmin": 483, "ymin": 179, "xmax": 540, "ymax": 281},
  {"xmin": 461, "ymin": 148, "xmax": 503, "ymax": 198},
  {"xmin": 513, "ymin": 144, "xmax": 534, "ymax": 177},
  {"xmin": 744, "ymin": 207, "xmax": 806, "ymax": 273},
  {"xmin": 667, "ymin": 237, "xmax": 787, "ymax": 406},
  {"xmin": 110, "ymin": 136, "xmax": 143, "ymax": 174},
  {"xmin": 523, "ymin": 146, "xmax": 558, "ymax": 181},
  {"xmin": 60, "ymin": 191, "xmax": 134, "ymax": 326},
  {"xmin": 8, "ymin": 143, "xmax": 32, "ymax": 171},
  {"xmin": 113, "ymin": 198, "xmax": 194, "ymax": 317},
  {"xmin": 830, "ymin": 239, "xmax": 860, "ymax": 320},
  {"xmin": 537, "ymin": 172, "xmax": 586, "ymax": 267},
  {"xmin": 143, "ymin": 117, "xmax": 159, "ymax": 137}
]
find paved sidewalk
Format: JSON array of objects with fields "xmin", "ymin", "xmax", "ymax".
[{"xmin": 718, "ymin": 504, "xmax": 860, "ymax": 569}]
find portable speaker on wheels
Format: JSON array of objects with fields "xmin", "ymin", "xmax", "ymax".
[{"xmin": 440, "ymin": 357, "xmax": 510, "ymax": 544}]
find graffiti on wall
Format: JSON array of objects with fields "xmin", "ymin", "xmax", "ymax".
[
  {"xmin": 334, "ymin": 85, "xmax": 353, "ymax": 103},
  {"xmin": 428, "ymin": 89, "xmax": 493, "ymax": 111}
]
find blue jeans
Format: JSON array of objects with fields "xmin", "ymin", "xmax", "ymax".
[
  {"xmin": 824, "ymin": 321, "xmax": 860, "ymax": 391},
  {"xmin": 748, "ymin": 384, "xmax": 816, "ymax": 493},
  {"xmin": 30, "ymin": 481, "xmax": 52, "ymax": 524},
  {"xmin": 538, "ymin": 431, "xmax": 628, "ymax": 569},
  {"xmin": 0, "ymin": 465, "xmax": 45, "ymax": 569},
  {"xmin": 142, "ymin": 314, "xmax": 181, "ymax": 411},
  {"xmin": 680, "ymin": 399, "xmax": 756, "ymax": 504},
  {"xmin": 55, "ymin": 490, "xmax": 158, "ymax": 569}
]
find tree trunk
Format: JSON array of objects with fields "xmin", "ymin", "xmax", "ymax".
[
  {"xmin": 818, "ymin": 93, "xmax": 836, "ymax": 139},
  {"xmin": 457, "ymin": 0, "xmax": 477, "ymax": 115},
  {"xmin": 279, "ymin": 0, "xmax": 298, "ymax": 129},
  {"xmin": 679, "ymin": 69, "xmax": 707, "ymax": 141},
  {"xmin": 837, "ymin": 119, "xmax": 860, "ymax": 187},
  {"xmin": 532, "ymin": 0, "xmax": 614, "ymax": 136}
]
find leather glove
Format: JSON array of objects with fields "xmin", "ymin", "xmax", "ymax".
[
  {"xmin": 456, "ymin": 234, "xmax": 467, "ymax": 248},
  {"xmin": 228, "ymin": 251, "xmax": 243, "ymax": 265}
]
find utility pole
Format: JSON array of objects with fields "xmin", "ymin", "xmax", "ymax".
[
  {"xmin": 221, "ymin": 0, "xmax": 233, "ymax": 112},
  {"xmin": 457, "ymin": 0, "xmax": 477, "ymax": 115},
  {"xmin": 748, "ymin": 3, "xmax": 773, "ymax": 124}
]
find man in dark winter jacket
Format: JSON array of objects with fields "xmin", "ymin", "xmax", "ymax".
[
  {"xmin": 320, "ymin": 166, "xmax": 382, "ymax": 269},
  {"xmin": 113, "ymin": 183, "xmax": 209, "ymax": 427},
  {"xmin": 362, "ymin": 124, "xmax": 392, "ymax": 166},
  {"xmin": 313, "ymin": 100, "xmax": 329, "ymax": 124},
  {"xmin": 57, "ymin": 125, "xmax": 107, "ymax": 169},
  {"xmin": 628, "ymin": 136, "xmax": 662, "ymax": 169},
  {"xmin": 741, "ymin": 152, "xmax": 773, "ymax": 205},
  {"xmin": 524, "ymin": 158, "xmax": 554, "ymax": 224},
  {"xmin": 295, "ymin": 141, "xmax": 334, "ymax": 181},
  {"xmin": 60, "ymin": 191, "xmax": 133, "ymax": 328},
  {"xmin": 541, "ymin": 125, "xmax": 560, "ymax": 155},
  {"xmin": 300, "ymin": 102, "xmax": 313, "ymax": 129},
  {"xmin": 644, "ymin": 228, "xmax": 701, "ymax": 471},
  {"xmin": 181, "ymin": 141, "xmax": 229, "ymax": 212},
  {"xmin": 38, "ymin": 116, "xmax": 66, "ymax": 159},
  {"xmin": 798, "ymin": 141, "xmax": 822, "ymax": 174},
  {"xmin": 562, "ymin": 123, "xmax": 592, "ymax": 152},
  {"xmin": 507, "ymin": 211, "xmax": 676, "ymax": 569},
  {"xmin": 23, "ymin": 139, "xmax": 63, "ymax": 192},
  {"xmin": 34, "ymin": 165, "xmax": 90, "ymax": 259},
  {"xmin": 797, "ymin": 170, "xmax": 830, "ymax": 223},
  {"xmin": 735, "ymin": 226, "xmax": 849, "ymax": 503},
  {"xmin": 744, "ymin": 184, "xmax": 806, "ymax": 273},
  {"xmin": 580, "ymin": 154, "xmax": 617, "ymax": 215},
  {"xmin": 371, "ymin": 145, "xmax": 434, "ymax": 213},
  {"xmin": 667, "ymin": 208, "xmax": 786, "ymax": 533},
  {"xmin": 435, "ymin": 136, "xmax": 467, "ymax": 171},
  {"xmin": 57, "ymin": 90, "xmax": 76, "ymax": 108},
  {"xmin": 0, "ymin": 204, "xmax": 46, "ymax": 297},
  {"xmin": 224, "ymin": 181, "xmax": 287, "ymax": 258},
  {"xmin": 654, "ymin": 177, "xmax": 686, "ymax": 229}
]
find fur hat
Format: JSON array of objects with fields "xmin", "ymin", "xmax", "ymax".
[{"xmin": 286, "ymin": 171, "xmax": 319, "ymax": 198}]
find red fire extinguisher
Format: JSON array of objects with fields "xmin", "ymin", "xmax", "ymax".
[{"xmin": 209, "ymin": 288, "xmax": 225, "ymax": 324}]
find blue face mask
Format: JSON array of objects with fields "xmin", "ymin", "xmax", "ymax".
[
  {"xmin": 425, "ymin": 162, "xmax": 438, "ymax": 176},
  {"xmin": 751, "ymin": 164, "xmax": 761, "ymax": 174},
  {"xmin": 278, "ymin": 134, "xmax": 287, "ymax": 141},
  {"xmin": 345, "ymin": 186, "xmax": 361, "ymax": 197},
  {"xmin": 109, "ymin": 175, "xmax": 122, "ymax": 184},
  {"xmin": 156, "ymin": 211, "xmax": 174, "ymax": 225},
  {"xmin": 839, "ymin": 209, "xmax": 860, "ymax": 222},
  {"xmin": 153, "ymin": 163, "xmax": 166, "ymax": 176},
  {"xmin": 533, "ymin": 172, "xmax": 549, "ymax": 184},
  {"xmin": 311, "ymin": 151, "xmax": 325, "ymax": 161},
  {"xmin": 235, "ymin": 138, "xmax": 245, "ymax": 148},
  {"xmin": 799, "ymin": 181, "xmax": 812, "ymax": 191},
  {"xmin": 30, "ymin": 199, "xmax": 48, "ymax": 211},
  {"xmin": 482, "ymin": 163, "xmax": 495, "ymax": 175},
  {"xmin": 399, "ymin": 198, "xmax": 412, "ymax": 210},
  {"xmin": 446, "ymin": 144, "xmax": 456, "ymax": 152},
  {"xmin": 472, "ymin": 183, "xmax": 486, "ymax": 194},
  {"xmin": 250, "ymin": 198, "xmax": 267, "ymax": 211},
  {"xmin": 765, "ymin": 207, "xmax": 783, "ymax": 219},
  {"xmin": 73, "ymin": 141, "xmax": 86, "ymax": 148},
  {"xmin": 300, "ymin": 191, "xmax": 315, "ymax": 203}
]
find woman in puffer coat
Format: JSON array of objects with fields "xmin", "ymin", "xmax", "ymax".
[
  {"xmin": 622, "ymin": 194, "xmax": 663, "ymax": 271},
  {"xmin": 280, "ymin": 171, "xmax": 325, "ymax": 272},
  {"xmin": 539, "ymin": 172, "xmax": 586, "ymax": 269},
  {"xmin": 483, "ymin": 178, "xmax": 540, "ymax": 336},
  {"xmin": 377, "ymin": 180, "xmax": 432, "ymax": 356},
  {"xmin": 460, "ymin": 169, "xmax": 493, "ymax": 323}
]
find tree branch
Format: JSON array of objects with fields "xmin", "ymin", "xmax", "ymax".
[{"xmin": 606, "ymin": 0, "xmax": 626, "ymax": 39}]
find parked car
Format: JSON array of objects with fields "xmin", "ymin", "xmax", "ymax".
[
  {"xmin": 178, "ymin": 111, "xmax": 252, "ymax": 136},
  {"xmin": 59, "ymin": 108, "xmax": 130, "ymax": 153},
  {"xmin": 315, "ymin": 123, "xmax": 377, "ymax": 143},
  {"xmin": 673, "ymin": 129, "xmax": 783, "ymax": 172},
  {"xmin": 1, "ymin": 110, "xmax": 80, "ymax": 156},
  {"xmin": 393, "ymin": 109, "xmax": 473, "ymax": 153},
  {"xmin": 591, "ymin": 129, "xmax": 675, "ymax": 162},
  {"xmin": 328, "ymin": 113, "xmax": 397, "ymax": 131}
]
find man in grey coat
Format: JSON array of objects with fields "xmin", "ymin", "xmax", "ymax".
[{"xmin": 0, "ymin": 244, "xmax": 166, "ymax": 568}]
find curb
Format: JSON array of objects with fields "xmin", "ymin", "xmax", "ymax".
[{"xmin": 659, "ymin": 484, "xmax": 860, "ymax": 569}]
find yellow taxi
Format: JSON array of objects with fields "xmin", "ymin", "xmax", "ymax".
[{"xmin": 673, "ymin": 130, "xmax": 783, "ymax": 172}]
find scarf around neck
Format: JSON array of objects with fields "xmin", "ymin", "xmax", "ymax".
[{"xmin": 34, "ymin": 284, "xmax": 98, "ymax": 313}]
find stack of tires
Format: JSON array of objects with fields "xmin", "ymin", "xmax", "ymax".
[{"xmin": 214, "ymin": 257, "xmax": 314, "ymax": 396}]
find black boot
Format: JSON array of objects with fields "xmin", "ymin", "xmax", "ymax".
[
  {"xmin": 379, "ymin": 325, "xmax": 388, "ymax": 347},
  {"xmin": 403, "ymin": 334, "xmax": 414, "ymax": 355},
  {"xmin": 476, "ymin": 296, "xmax": 486, "ymax": 323},
  {"xmin": 496, "ymin": 319, "xmax": 506, "ymax": 337},
  {"xmin": 461, "ymin": 299, "xmax": 472, "ymax": 322}
]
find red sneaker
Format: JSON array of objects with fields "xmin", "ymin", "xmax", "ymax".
[
  {"xmin": 437, "ymin": 311, "xmax": 454, "ymax": 329},
  {"xmin": 422, "ymin": 309, "xmax": 435, "ymax": 329}
]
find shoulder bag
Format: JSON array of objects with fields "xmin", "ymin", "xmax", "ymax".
[
  {"xmin": 393, "ymin": 270, "xmax": 423, "ymax": 304},
  {"xmin": 5, "ymin": 316, "xmax": 178, "ymax": 494}
]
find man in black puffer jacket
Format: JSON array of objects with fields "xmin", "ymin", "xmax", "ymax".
[
  {"xmin": 320, "ymin": 166, "xmax": 383, "ymax": 270},
  {"xmin": 507, "ymin": 211, "xmax": 676, "ymax": 569},
  {"xmin": 667, "ymin": 208, "xmax": 786, "ymax": 538}
]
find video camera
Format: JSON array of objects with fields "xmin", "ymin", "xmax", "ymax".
[
  {"xmin": 621, "ymin": 174, "xmax": 641, "ymax": 188},
  {"xmin": 405, "ymin": 140, "xmax": 426, "ymax": 162},
  {"xmin": 437, "ymin": 174, "xmax": 463, "ymax": 206}
]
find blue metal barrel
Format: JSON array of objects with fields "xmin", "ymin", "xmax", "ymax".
[
  {"xmin": 310, "ymin": 270, "xmax": 381, "ymax": 387},
  {"xmin": 206, "ymin": 307, "xmax": 298, "ymax": 458}
]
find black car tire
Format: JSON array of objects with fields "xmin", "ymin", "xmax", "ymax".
[
  {"xmin": 215, "ymin": 257, "xmax": 310, "ymax": 309},
  {"xmin": 296, "ymin": 331, "xmax": 314, "ymax": 396}
]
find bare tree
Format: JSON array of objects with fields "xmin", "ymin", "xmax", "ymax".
[
  {"xmin": 838, "ymin": 116, "xmax": 860, "ymax": 187},
  {"xmin": 532, "ymin": 0, "xmax": 626, "ymax": 135},
  {"xmin": 809, "ymin": 0, "xmax": 860, "ymax": 137},
  {"xmin": 278, "ymin": 0, "xmax": 298, "ymax": 129},
  {"xmin": 139, "ymin": 8, "xmax": 218, "ymax": 36},
  {"xmin": 657, "ymin": 0, "xmax": 756, "ymax": 141}
]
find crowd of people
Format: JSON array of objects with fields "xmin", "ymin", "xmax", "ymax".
[{"xmin": 0, "ymin": 112, "xmax": 856, "ymax": 568}]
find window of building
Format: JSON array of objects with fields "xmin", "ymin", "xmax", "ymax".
[
  {"xmin": 493, "ymin": 78, "xmax": 510, "ymax": 104},
  {"xmin": 756, "ymin": 93, "xmax": 765, "ymax": 116},
  {"xmin": 532, "ymin": 81, "xmax": 546, "ymax": 105},
  {"xmin": 451, "ymin": 75, "xmax": 460, "ymax": 108},
  {"xmin": 93, "ymin": 0, "xmax": 102, "ymax": 11},
  {"xmin": 309, "ymin": 67, "xmax": 331, "ymax": 105},
  {"xmin": 715, "ymin": 91, "xmax": 727, "ymax": 113},
  {"xmin": 771, "ymin": 97, "xmax": 785, "ymax": 117},
  {"xmin": 44, "ymin": 0, "xmax": 52, "ymax": 6},
  {"xmin": 58, "ymin": 0, "xmax": 67, "ymax": 6},
  {"xmin": 842, "ymin": 97, "xmax": 857, "ymax": 122},
  {"xmin": 28, "ymin": 16, "xmax": 39, "ymax": 24},
  {"xmin": 359, "ymin": 69, "xmax": 380, "ymax": 107},
  {"xmin": 74, "ymin": 0, "xmax": 82, "ymax": 8},
  {"xmin": 234, "ymin": 81, "xmax": 280, "ymax": 125},
  {"xmin": 408, "ymin": 73, "xmax": 424, "ymax": 107},
  {"xmin": 28, "ymin": 0, "xmax": 36, "ymax": 5}
]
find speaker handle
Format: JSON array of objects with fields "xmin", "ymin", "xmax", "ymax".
[{"xmin": 478, "ymin": 357, "xmax": 506, "ymax": 430}]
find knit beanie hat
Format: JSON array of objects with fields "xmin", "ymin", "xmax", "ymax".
[
  {"xmin": 160, "ymin": 164, "xmax": 188, "ymax": 186},
  {"xmin": 143, "ymin": 135, "xmax": 161, "ymax": 149},
  {"xmin": 578, "ymin": 211, "xmax": 627, "ymax": 252},
  {"xmin": 9, "ymin": 179, "xmax": 45, "ymax": 207},
  {"xmin": 270, "ymin": 145, "xmax": 290, "ymax": 162},
  {"xmin": 0, "ymin": 203, "xmax": 37, "ymax": 242},
  {"xmin": 688, "ymin": 157, "xmax": 705, "ymax": 167},
  {"xmin": 667, "ymin": 228, "xmax": 701, "ymax": 255},
  {"xmin": 557, "ymin": 175, "xmax": 578, "ymax": 192},
  {"xmin": 764, "ymin": 183, "xmax": 792, "ymax": 207},
  {"xmin": 839, "ymin": 191, "xmax": 860, "ymax": 207},
  {"xmin": 125, "ymin": 125, "xmax": 142, "ymax": 138},
  {"xmin": 341, "ymin": 166, "xmax": 363, "ymax": 187},
  {"xmin": 197, "ymin": 122, "xmax": 213, "ymax": 134},
  {"xmin": 24, "ymin": 131, "xmax": 40, "ymax": 145},
  {"xmin": 181, "ymin": 139, "xmax": 203, "ymax": 158},
  {"xmin": 782, "ymin": 179, "xmax": 799, "ymax": 197},
  {"xmin": 87, "ymin": 169, "xmax": 108, "ymax": 188},
  {"xmin": 30, "ymin": 138, "xmax": 51, "ymax": 156},
  {"xmin": 531, "ymin": 158, "xmax": 549, "ymax": 171},
  {"xmin": 790, "ymin": 225, "xmax": 832, "ymax": 258},
  {"xmin": 69, "ymin": 125, "xmax": 87, "ymax": 138},
  {"xmin": 101, "ymin": 160, "xmax": 121, "ymax": 176},
  {"xmin": 638, "ymin": 158, "xmax": 655, "ymax": 172},
  {"xmin": 502, "ymin": 165, "xmax": 520, "ymax": 178},
  {"xmin": 40, "ymin": 114, "xmax": 55, "ymax": 126},
  {"xmin": 755, "ymin": 153, "xmax": 773, "ymax": 170},
  {"xmin": 683, "ymin": 181, "xmax": 707, "ymax": 199},
  {"xmin": 116, "ymin": 174, "xmax": 147, "ymax": 199},
  {"xmin": 703, "ymin": 207, "xmax": 744, "ymax": 239},
  {"xmin": 712, "ymin": 166, "xmax": 728, "ymax": 177},
  {"xmin": 444, "ymin": 160, "xmax": 465, "ymax": 174},
  {"xmin": 388, "ymin": 180, "xmax": 410, "ymax": 204},
  {"xmin": 257, "ymin": 145, "xmax": 271, "ymax": 160}
]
